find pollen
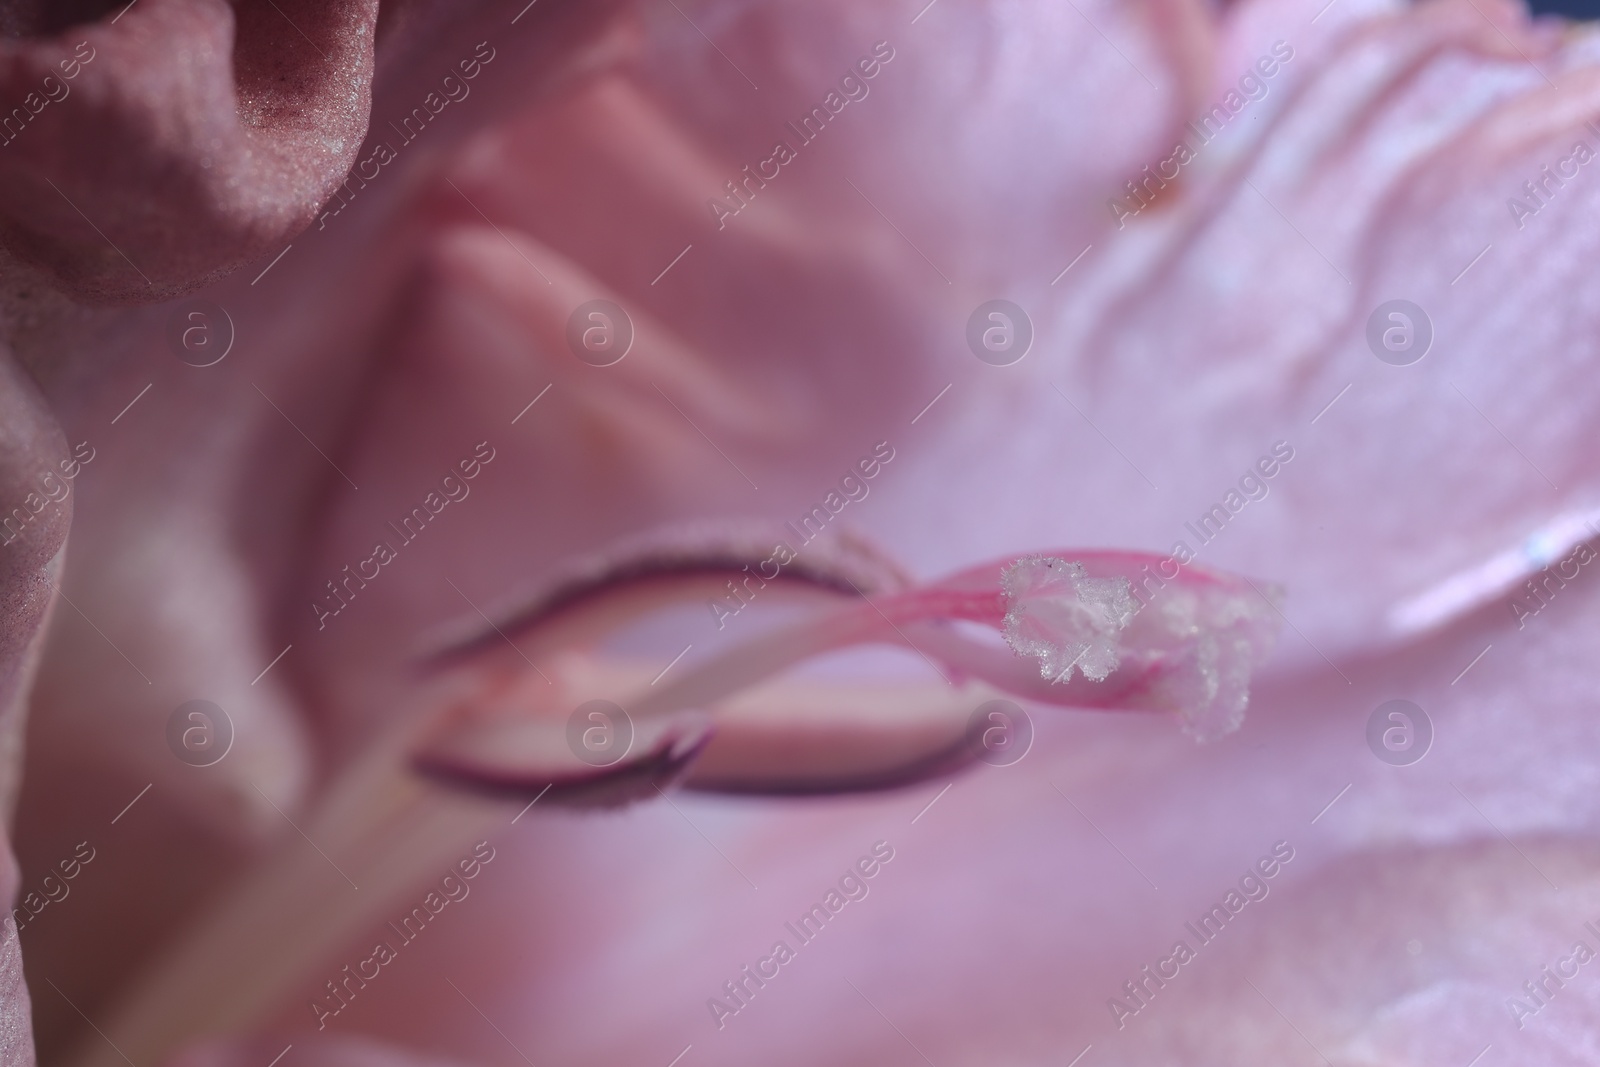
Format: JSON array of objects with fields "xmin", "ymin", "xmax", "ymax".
[{"xmin": 1000, "ymin": 556, "xmax": 1136, "ymax": 684}]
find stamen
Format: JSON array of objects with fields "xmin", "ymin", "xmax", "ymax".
[
  {"xmin": 70, "ymin": 550, "xmax": 1281, "ymax": 1067},
  {"xmin": 628, "ymin": 550, "xmax": 1282, "ymax": 742}
]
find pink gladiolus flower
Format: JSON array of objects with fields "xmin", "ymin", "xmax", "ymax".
[{"xmin": 0, "ymin": 0, "xmax": 1596, "ymax": 1065}]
